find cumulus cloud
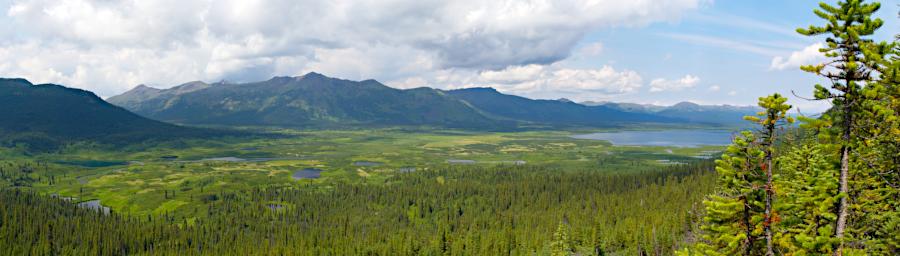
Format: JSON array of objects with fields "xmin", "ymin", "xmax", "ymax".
[
  {"xmin": 649, "ymin": 75, "xmax": 699, "ymax": 92},
  {"xmin": 770, "ymin": 43, "xmax": 824, "ymax": 70},
  {"xmin": 386, "ymin": 64, "xmax": 643, "ymax": 101},
  {"xmin": 0, "ymin": 0, "xmax": 706, "ymax": 96}
]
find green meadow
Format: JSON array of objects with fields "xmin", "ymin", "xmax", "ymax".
[{"xmin": 3, "ymin": 129, "xmax": 723, "ymax": 218}]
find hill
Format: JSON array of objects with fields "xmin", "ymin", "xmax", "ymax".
[{"xmin": 0, "ymin": 78, "xmax": 231, "ymax": 151}]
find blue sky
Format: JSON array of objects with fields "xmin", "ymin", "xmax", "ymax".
[
  {"xmin": 0, "ymin": 0, "xmax": 896, "ymax": 112},
  {"xmin": 568, "ymin": 0, "xmax": 898, "ymax": 111}
]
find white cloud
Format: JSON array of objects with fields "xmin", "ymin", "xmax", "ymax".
[
  {"xmin": 728, "ymin": 90, "xmax": 737, "ymax": 96},
  {"xmin": 649, "ymin": 75, "xmax": 699, "ymax": 92},
  {"xmin": 0, "ymin": 0, "xmax": 706, "ymax": 96},
  {"xmin": 770, "ymin": 43, "xmax": 825, "ymax": 70},
  {"xmin": 387, "ymin": 64, "xmax": 643, "ymax": 101},
  {"xmin": 708, "ymin": 85, "xmax": 720, "ymax": 91}
]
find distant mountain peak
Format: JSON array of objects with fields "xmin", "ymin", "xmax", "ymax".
[
  {"xmin": 672, "ymin": 101, "xmax": 700, "ymax": 107},
  {"xmin": 669, "ymin": 101, "xmax": 703, "ymax": 111},
  {"xmin": 301, "ymin": 72, "xmax": 326, "ymax": 79},
  {"xmin": 132, "ymin": 84, "xmax": 160, "ymax": 92}
]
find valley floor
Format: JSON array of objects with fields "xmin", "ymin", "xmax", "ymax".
[{"xmin": 0, "ymin": 128, "xmax": 723, "ymax": 255}]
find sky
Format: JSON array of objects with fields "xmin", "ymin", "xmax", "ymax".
[{"xmin": 0, "ymin": 0, "xmax": 897, "ymax": 112}]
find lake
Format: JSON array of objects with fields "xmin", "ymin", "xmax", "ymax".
[{"xmin": 571, "ymin": 130, "xmax": 734, "ymax": 147}]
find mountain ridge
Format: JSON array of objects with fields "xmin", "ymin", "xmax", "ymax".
[{"xmin": 0, "ymin": 78, "xmax": 236, "ymax": 151}]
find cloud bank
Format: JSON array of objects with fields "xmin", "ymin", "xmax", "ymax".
[{"xmin": 0, "ymin": 0, "xmax": 706, "ymax": 97}]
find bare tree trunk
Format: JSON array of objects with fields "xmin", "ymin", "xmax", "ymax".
[
  {"xmin": 835, "ymin": 145, "xmax": 850, "ymax": 256},
  {"xmin": 764, "ymin": 148, "xmax": 775, "ymax": 256},
  {"xmin": 743, "ymin": 196, "xmax": 754, "ymax": 256},
  {"xmin": 764, "ymin": 123, "xmax": 776, "ymax": 256},
  {"xmin": 834, "ymin": 54, "xmax": 856, "ymax": 255}
]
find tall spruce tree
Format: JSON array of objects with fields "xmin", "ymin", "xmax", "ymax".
[
  {"xmin": 796, "ymin": 2, "xmax": 883, "ymax": 253},
  {"xmin": 744, "ymin": 94, "xmax": 794, "ymax": 256}
]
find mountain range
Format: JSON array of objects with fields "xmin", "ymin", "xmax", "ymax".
[
  {"xmin": 109, "ymin": 72, "xmax": 750, "ymax": 129},
  {"xmin": 0, "ymin": 73, "xmax": 759, "ymax": 150},
  {"xmin": 582, "ymin": 101, "xmax": 761, "ymax": 127},
  {"xmin": 109, "ymin": 73, "xmax": 509, "ymax": 129}
]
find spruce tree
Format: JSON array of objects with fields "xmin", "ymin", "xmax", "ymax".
[
  {"xmin": 796, "ymin": 1, "xmax": 883, "ymax": 253},
  {"xmin": 682, "ymin": 131, "xmax": 767, "ymax": 255},
  {"xmin": 775, "ymin": 144, "xmax": 840, "ymax": 255},
  {"xmin": 550, "ymin": 221, "xmax": 574, "ymax": 256},
  {"xmin": 744, "ymin": 93, "xmax": 794, "ymax": 256}
]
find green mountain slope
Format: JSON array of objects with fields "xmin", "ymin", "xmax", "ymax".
[{"xmin": 0, "ymin": 78, "xmax": 230, "ymax": 151}]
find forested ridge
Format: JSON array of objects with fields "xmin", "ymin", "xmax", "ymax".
[{"xmin": 1, "ymin": 163, "xmax": 714, "ymax": 255}]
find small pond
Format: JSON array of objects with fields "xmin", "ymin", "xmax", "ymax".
[
  {"xmin": 353, "ymin": 161, "xmax": 384, "ymax": 167},
  {"xmin": 77, "ymin": 200, "xmax": 110, "ymax": 215},
  {"xmin": 292, "ymin": 168, "xmax": 323, "ymax": 180}
]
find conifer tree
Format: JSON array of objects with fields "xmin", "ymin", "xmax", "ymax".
[
  {"xmin": 775, "ymin": 144, "xmax": 840, "ymax": 255},
  {"xmin": 744, "ymin": 93, "xmax": 794, "ymax": 256},
  {"xmin": 550, "ymin": 221, "xmax": 574, "ymax": 256},
  {"xmin": 682, "ymin": 131, "xmax": 766, "ymax": 255},
  {"xmin": 796, "ymin": 2, "xmax": 884, "ymax": 252}
]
